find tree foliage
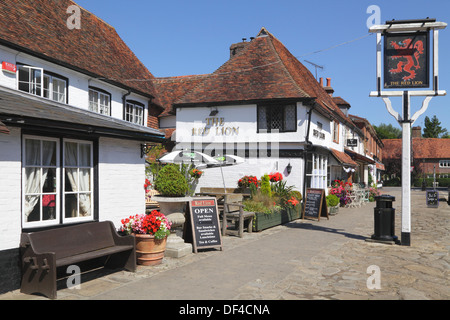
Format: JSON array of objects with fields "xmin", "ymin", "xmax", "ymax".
[
  {"xmin": 373, "ymin": 123, "xmax": 401, "ymax": 139},
  {"xmin": 423, "ymin": 115, "xmax": 448, "ymax": 138}
]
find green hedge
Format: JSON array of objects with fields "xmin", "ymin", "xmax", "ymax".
[{"xmin": 413, "ymin": 178, "xmax": 450, "ymax": 188}]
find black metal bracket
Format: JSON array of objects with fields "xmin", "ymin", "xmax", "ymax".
[{"xmin": 140, "ymin": 144, "xmax": 157, "ymax": 158}]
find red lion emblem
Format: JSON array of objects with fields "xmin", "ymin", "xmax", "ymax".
[{"xmin": 389, "ymin": 39, "xmax": 424, "ymax": 81}]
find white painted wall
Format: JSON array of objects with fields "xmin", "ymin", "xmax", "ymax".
[
  {"xmin": 0, "ymin": 128, "xmax": 23, "ymax": 251},
  {"xmin": 0, "ymin": 45, "xmax": 149, "ymax": 124},
  {"xmin": 98, "ymin": 137, "xmax": 146, "ymax": 229}
]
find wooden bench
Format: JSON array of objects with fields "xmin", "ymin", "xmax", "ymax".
[
  {"xmin": 222, "ymin": 194, "xmax": 255, "ymax": 238},
  {"xmin": 20, "ymin": 221, "xmax": 136, "ymax": 299}
]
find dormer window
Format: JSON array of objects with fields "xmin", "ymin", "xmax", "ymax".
[{"xmin": 17, "ymin": 65, "xmax": 67, "ymax": 103}]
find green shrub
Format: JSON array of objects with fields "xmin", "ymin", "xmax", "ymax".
[
  {"xmin": 154, "ymin": 164, "xmax": 189, "ymax": 197},
  {"xmin": 413, "ymin": 178, "xmax": 450, "ymax": 188},
  {"xmin": 326, "ymin": 194, "xmax": 339, "ymax": 207},
  {"xmin": 260, "ymin": 174, "xmax": 272, "ymax": 197}
]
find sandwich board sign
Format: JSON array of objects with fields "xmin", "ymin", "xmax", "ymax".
[
  {"xmin": 302, "ymin": 188, "xmax": 329, "ymax": 221},
  {"xmin": 185, "ymin": 197, "xmax": 223, "ymax": 253}
]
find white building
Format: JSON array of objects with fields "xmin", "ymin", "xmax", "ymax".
[
  {"xmin": 0, "ymin": 0, "xmax": 164, "ymax": 293},
  {"xmin": 155, "ymin": 28, "xmax": 383, "ymax": 195}
]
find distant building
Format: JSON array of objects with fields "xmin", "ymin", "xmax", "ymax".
[{"xmin": 383, "ymin": 126, "xmax": 450, "ymax": 181}]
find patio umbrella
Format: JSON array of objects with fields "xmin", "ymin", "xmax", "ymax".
[
  {"xmin": 210, "ymin": 154, "xmax": 245, "ymax": 192},
  {"xmin": 157, "ymin": 150, "xmax": 220, "ymax": 168}
]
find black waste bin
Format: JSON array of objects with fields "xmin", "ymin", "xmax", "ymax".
[{"xmin": 371, "ymin": 195, "xmax": 397, "ymax": 242}]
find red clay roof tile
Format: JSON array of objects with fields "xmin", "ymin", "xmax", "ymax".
[{"xmin": 0, "ymin": 0, "xmax": 161, "ymax": 107}]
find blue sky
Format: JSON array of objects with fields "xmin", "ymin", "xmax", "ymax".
[{"xmin": 75, "ymin": 0, "xmax": 450, "ymax": 132}]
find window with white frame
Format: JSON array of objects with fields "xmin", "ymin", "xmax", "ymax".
[
  {"xmin": 89, "ymin": 88, "xmax": 111, "ymax": 115},
  {"xmin": 439, "ymin": 160, "xmax": 450, "ymax": 168},
  {"xmin": 125, "ymin": 101, "xmax": 144, "ymax": 125},
  {"xmin": 18, "ymin": 65, "xmax": 67, "ymax": 103},
  {"xmin": 23, "ymin": 136, "xmax": 60, "ymax": 227},
  {"xmin": 305, "ymin": 153, "xmax": 328, "ymax": 189},
  {"xmin": 63, "ymin": 140, "xmax": 93, "ymax": 222},
  {"xmin": 22, "ymin": 136, "xmax": 94, "ymax": 228},
  {"xmin": 44, "ymin": 74, "xmax": 67, "ymax": 103}
]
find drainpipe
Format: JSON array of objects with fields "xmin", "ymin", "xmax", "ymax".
[
  {"xmin": 302, "ymin": 104, "xmax": 314, "ymax": 200},
  {"xmin": 122, "ymin": 90, "xmax": 131, "ymax": 120}
]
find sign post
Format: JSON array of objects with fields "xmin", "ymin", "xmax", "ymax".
[{"xmin": 369, "ymin": 19, "xmax": 447, "ymax": 246}]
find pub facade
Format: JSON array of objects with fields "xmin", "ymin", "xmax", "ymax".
[{"xmin": 156, "ymin": 28, "xmax": 384, "ymax": 194}]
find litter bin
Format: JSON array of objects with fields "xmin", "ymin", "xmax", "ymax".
[{"xmin": 371, "ymin": 195, "xmax": 397, "ymax": 242}]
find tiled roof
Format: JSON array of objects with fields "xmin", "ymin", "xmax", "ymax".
[
  {"xmin": 333, "ymin": 96, "xmax": 351, "ymax": 106},
  {"xmin": 0, "ymin": 0, "xmax": 161, "ymax": 107},
  {"xmin": 174, "ymin": 28, "xmax": 349, "ymax": 122},
  {"xmin": 383, "ymin": 138, "xmax": 450, "ymax": 160},
  {"xmin": 153, "ymin": 75, "xmax": 209, "ymax": 116},
  {"xmin": 331, "ymin": 148, "xmax": 357, "ymax": 166}
]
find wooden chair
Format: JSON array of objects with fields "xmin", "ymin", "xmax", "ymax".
[{"xmin": 222, "ymin": 194, "xmax": 255, "ymax": 238}]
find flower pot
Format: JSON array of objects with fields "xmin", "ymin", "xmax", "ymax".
[
  {"xmin": 135, "ymin": 234, "xmax": 167, "ymax": 266},
  {"xmin": 328, "ymin": 205, "xmax": 339, "ymax": 215}
]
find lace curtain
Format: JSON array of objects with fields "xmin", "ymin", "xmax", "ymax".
[
  {"xmin": 65, "ymin": 142, "xmax": 91, "ymax": 217},
  {"xmin": 24, "ymin": 140, "xmax": 56, "ymax": 219}
]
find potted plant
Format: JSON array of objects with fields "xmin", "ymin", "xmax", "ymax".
[
  {"xmin": 237, "ymin": 175, "xmax": 259, "ymax": 194},
  {"xmin": 326, "ymin": 194, "xmax": 340, "ymax": 215},
  {"xmin": 120, "ymin": 210, "xmax": 172, "ymax": 266},
  {"xmin": 152, "ymin": 163, "xmax": 192, "ymax": 257}
]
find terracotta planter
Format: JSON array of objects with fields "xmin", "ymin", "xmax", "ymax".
[{"xmin": 134, "ymin": 234, "xmax": 167, "ymax": 266}]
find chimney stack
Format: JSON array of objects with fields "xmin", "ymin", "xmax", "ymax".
[
  {"xmin": 412, "ymin": 126, "xmax": 422, "ymax": 138},
  {"xmin": 324, "ymin": 77, "xmax": 334, "ymax": 96},
  {"xmin": 230, "ymin": 38, "xmax": 251, "ymax": 58}
]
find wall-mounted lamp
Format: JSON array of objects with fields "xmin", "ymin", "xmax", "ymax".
[{"xmin": 286, "ymin": 162, "xmax": 292, "ymax": 174}]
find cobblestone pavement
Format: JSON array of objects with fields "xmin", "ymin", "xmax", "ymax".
[{"xmin": 1, "ymin": 187, "xmax": 448, "ymax": 300}]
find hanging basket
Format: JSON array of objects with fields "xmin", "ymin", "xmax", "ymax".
[{"xmin": 134, "ymin": 234, "xmax": 167, "ymax": 266}]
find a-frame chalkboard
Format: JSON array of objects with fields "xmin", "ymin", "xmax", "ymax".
[
  {"xmin": 185, "ymin": 197, "xmax": 223, "ymax": 253},
  {"xmin": 302, "ymin": 188, "xmax": 329, "ymax": 221}
]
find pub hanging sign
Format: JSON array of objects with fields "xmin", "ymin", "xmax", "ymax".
[{"xmin": 384, "ymin": 32, "xmax": 429, "ymax": 88}]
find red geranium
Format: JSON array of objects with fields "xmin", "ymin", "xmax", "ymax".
[{"xmin": 269, "ymin": 172, "xmax": 283, "ymax": 182}]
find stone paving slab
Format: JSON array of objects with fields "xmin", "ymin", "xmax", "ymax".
[{"xmin": 1, "ymin": 187, "xmax": 448, "ymax": 300}]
